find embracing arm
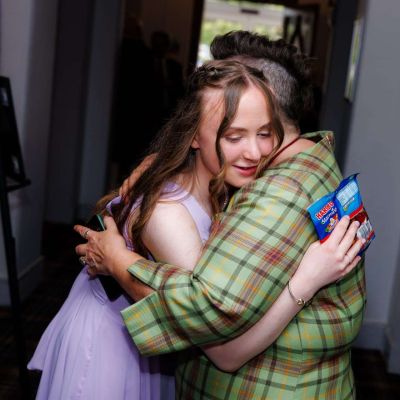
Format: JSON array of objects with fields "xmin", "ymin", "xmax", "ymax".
[
  {"xmin": 76, "ymin": 178, "xmax": 362, "ymax": 364},
  {"xmin": 144, "ymin": 203, "xmax": 360, "ymax": 371},
  {"xmin": 121, "ymin": 176, "xmax": 364, "ymax": 356},
  {"xmin": 77, "ymin": 180, "xmax": 310, "ymax": 356},
  {"xmin": 203, "ymin": 216, "xmax": 363, "ymax": 371}
]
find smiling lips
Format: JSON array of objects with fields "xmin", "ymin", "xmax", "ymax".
[{"xmin": 234, "ymin": 165, "xmax": 258, "ymax": 177}]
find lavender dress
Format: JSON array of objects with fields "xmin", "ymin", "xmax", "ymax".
[{"xmin": 28, "ymin": 184, "xmax": 211, "ymax": 400}]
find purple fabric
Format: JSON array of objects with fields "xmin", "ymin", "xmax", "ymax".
[{"xmin": 28, "ymin": 184, "xmax": 211, "ymax": 399}]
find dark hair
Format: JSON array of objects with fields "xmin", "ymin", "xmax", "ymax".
[
  {"xmin": 96, "ymin": 60, "xmax": 284, "ymax": 255},
  {"xmin": 210, "ymin": 31, "xmax": 314, "ymax": 127}
]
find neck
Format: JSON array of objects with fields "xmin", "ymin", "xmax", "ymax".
[
  {"xmin": 270, "ymin": 123, "xmax": 308, "ymax": 166},
  {"xmin": 181, "ymin": 153, "xmax": 213, "ymax": 216},
  {"xmin": 281, "ymin": 122, "xmax": 301, "ymax": 146}
]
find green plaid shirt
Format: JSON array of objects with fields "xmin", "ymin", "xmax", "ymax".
[{"xmin": 122, "ymin": 132, "xmax": 366, "ymax": 399}]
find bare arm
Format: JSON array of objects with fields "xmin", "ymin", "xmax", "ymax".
[
  {"xmin": 141, "ymin": 201, "xmax": 204, "ymax": 270},
  {"xmin": 74, "ymin": 201, "xmax": 204, "ymax": 301}
]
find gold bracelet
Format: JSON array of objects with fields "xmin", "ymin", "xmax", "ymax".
[{"xmin": 287, "ymin": 279, "xmax": 307, "ymax": 307}]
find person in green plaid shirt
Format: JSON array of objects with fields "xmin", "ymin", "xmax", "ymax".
[
  {"xmin": 77, "ymin": 33, "xmax": 366, "ymax": 399},
  {"xmin": 116, "ymin": 130, "xmax": 365, "ymax": 400}
]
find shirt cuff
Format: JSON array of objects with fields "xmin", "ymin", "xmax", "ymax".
[
  {"xmin": 121, "ymin": 291, "xmax": 191, "ymax": 356},
  {"xmin": 127, "ymin": 258, "xmax": 192, "ymax": 290},
  {"xmin": 127, "ymin": 259, "xmax": 165, "ymax": 290}
]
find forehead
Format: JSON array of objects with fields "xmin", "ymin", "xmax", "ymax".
[
  {"xmin": 199, "ymin": 88, "xmax": 224, "ymax": 129},
  {"xmin": 201, "ymin": 88, "xmax": 224, "ymax": 113},
  {"xmin": 200, "ymin": 84, "xmax": 269, "ymax": 119}
]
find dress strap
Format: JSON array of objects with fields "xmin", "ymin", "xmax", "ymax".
[{"xmin": 269, "ymin": 136, "xmax": 301, "ymax": 165}]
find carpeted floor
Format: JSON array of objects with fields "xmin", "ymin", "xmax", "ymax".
[{"xmin": 1, "ymin": 223, "xmax": 400, "ymax": 399}]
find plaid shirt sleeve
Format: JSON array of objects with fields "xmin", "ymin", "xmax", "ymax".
[{"xmin": 121, "ymin": 173, "xmax": 316, "ymax": 356}]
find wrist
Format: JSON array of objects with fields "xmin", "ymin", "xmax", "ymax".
[
  {"xmin": 108, "ymin": 249, "xmax": 142, "ymax": 277},
  {"xmin": 288, "ymin": 274, "xmax": 315, "ymax": 304}
]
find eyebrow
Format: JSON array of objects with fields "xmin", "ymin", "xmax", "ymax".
[{"xmin": 227, "ymin": 123, "xmax": 272, "ymax": 133}]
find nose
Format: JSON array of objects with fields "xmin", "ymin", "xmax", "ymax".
[{"xmin": 243, "ymin": 138, "xmax": 262, "ymax": 161}]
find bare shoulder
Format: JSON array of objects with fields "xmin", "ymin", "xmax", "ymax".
[
  {"xmin": 142, "ymin": 200, "xmax": 203, "ymax": 270},
  {"xmin": 146, "ymin": 201, "xmax": 199, "ymax": 233}
]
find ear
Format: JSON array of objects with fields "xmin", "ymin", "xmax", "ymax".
[{"xmin": 191, "ymin": 134, "xmax": 200, "ymax": 150}]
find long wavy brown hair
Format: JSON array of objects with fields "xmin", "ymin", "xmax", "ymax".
[{"xmin": 96, "ymin": 60, "xmax": 284, "ymax": 255}]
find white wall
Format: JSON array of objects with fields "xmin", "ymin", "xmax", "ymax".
[
  {"xmin": 0, "ymin": 0, "xmax": 59, "ymax": 304},
  {"xmin": 344, "ymin": 0, "xmax": 400, "ymax": 369}
]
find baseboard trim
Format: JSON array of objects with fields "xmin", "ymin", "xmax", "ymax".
[{"xmin": 0, "ymin": 256, "xmax": 44, "ymax": 306}]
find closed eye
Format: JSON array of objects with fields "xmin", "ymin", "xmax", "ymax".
[
  {"xmin": 224, "ymin": 136, "xmax": 241, "ymax": 143},
  {"xmin": 258, "ymin": 131, "xmax": 272, "ymax": 138}
]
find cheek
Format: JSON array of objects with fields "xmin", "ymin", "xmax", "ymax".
[
  {"xmin": 219, "ymin": 142, "xmax": 240, "ymax": 164},
  {"xmin": 260, "ymin": 140, "xmax": 274, "ymax": 157},
  {"xmin": 206, "ymin": 139, "xmax": 220, "ymax": 165},
  {"xmin": 198, "ymin": 138, "xmax": 220, "ymax": 173}
]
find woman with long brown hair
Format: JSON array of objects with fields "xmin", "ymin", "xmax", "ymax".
[{"xmin": 29, "ymin": 60, "xmax": 362, "ymax": 400}]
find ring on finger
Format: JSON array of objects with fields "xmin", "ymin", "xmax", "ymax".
[
  {"xmin": 79, "ymin": 256, "xmax": 87, "ymax": 266},
  {"xmin": 83, "ymin": 229, "xmax": 90, "ymax": 240},
  {"xmin": 86, "ymin": 254, "xmax": 95, "ymax": 268}
]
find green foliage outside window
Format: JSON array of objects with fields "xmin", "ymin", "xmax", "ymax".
[
  {"xmin": 200, "ymin": 19, "xmax": 282, "ymax": 48},
  {"xmin": 200, "ymin": 19, "xmax": 243, "ymax": 46},
  {"xmin": 197, "ymin": 1, "xmax": 284, "ymax": 65}
]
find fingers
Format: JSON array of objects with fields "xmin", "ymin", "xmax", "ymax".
[
  {"xmin": 336, "ymin": 238, "xmax": 364, "ymax": 282},
  {"xmin": 344, "ymin": 238, "xmax": 365, "ymax": 263},
  {"xmin": 79, "ymin": 256, "xmax": 86, "ymax": 266},
  {"xmin": 75, "ymin": 243, "xmax": 88, "ymax": 256},
  {"xmin": 82, "ymin": 251, "xmax": 97, "ymax": 275},
  {"xmin": 337, "ymin": 220, "xmax": 361, "ymax": 256},
  {"xmin": 86, "ymin": 265, "xmax": 97, "ymax": 277},
  {"xmin": 335, "ymin": 253, "xmax": 362, "ymax": 283},
  {"xmin": 326, "ymin": 216, "xmax": 350, "ymax": 246},
  {"xmin": 74, "ymin": 224, "xmax": 93, "ymax": 240},
  {"xmin": 341, "ymin": 255, "xmax": 362, "ymax": 278}
]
